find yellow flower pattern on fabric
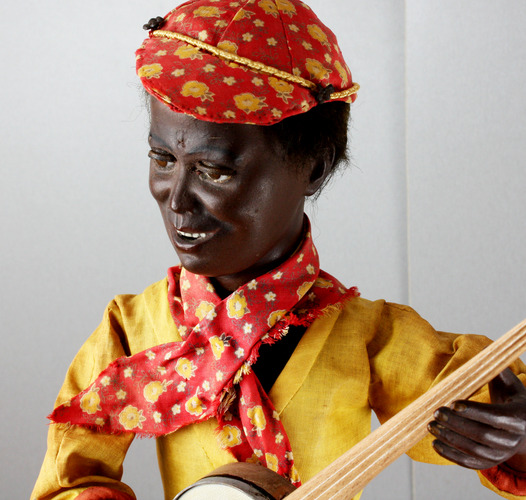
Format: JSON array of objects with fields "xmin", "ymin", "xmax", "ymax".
[
  {"xmin": 307, "ymin": 24, "xmax": 330, "ymax": 47},
  {"xmin": 181, "ymin": 81, "xmax": 215, "ymax": 102},
  {"xmin": 210, "ymin": 335, "xmax": 226, "ymax": 360},
  {"xmin": 265, "ymin": 452, "xmax": 279, "ymax": 472},
  {"xmin": 305, "ymin": 58, "xmax": 332, "ymax": 81},
  {"xmin": 145, "ymin": 350, "xmax": 156, "ymax": 360},
  {"xmin": 233, "ymin": 9, "xmax": 256, "ymax": 21},
  {"xmin": 217, "ymin": 40, "xmax": 239, "ymax": 54},
  {"xmin": 193, "ymin": 6, "xmax": 226, "ymax": 18},
  {"xmin": 223, "ymin": 76, "xmax": 237, "ymax": 86},
  {"xmin": 175, "ymin": 357, "xmax": 197, "ymax": 380},
  {"xmin": 80, "ymin": 389, "xmax": 101, "ymax": 415},
  {"xmin": 258, "ymin": 0, "xmax": 279, "ymax": 17},
  {"xmin": 137, "ymin": 63, "xmax": 163, "ymax": 79},
  {"xmin": 234, "ymin": 93, "xmax": 268, "ymax": 114},
  {"xmin": 218, "ymin": 424, "xmax": 243, "ymax": 448},
  {"xmin": 267, "ymin": 310, "xmax": 287, "ymax": 327},
  {"xmin": 315, "ymin": 277, "xmax": 334, "ymax": 288},
  {"xmin": 334, "ymin": 60, "xmax": 349, "ymax": 86},
  {"xmin": 195, "ymin": 301, "xmax": 216, "ymax": 321},
  {"xmin": 185, "ymin": 395, "xmax": 206, "ymax": 416},
  {"xmin": 143, "ymin": 381, "xmax": 167, "ymax": 403},
  {"xmin": 276, "ymin": 0, "xmax": 297, "ymax": 17},
  {"xmin": 118, "ymin": 405, "xmax": 146, "ymax": 430},
  {"xmin": 268, "ymin": 77, "xmax": 294, "ymax": 103},
  {"xmin": 180, "ymin": 276, "xmax": 191, "ymax": 291},
  {"xmin": 247, "ymin": 405, "xmax": 267, "ymax": 435},
  {"xmin": 227, "ymin": 291, "xmax": 250, "ymax": 319},
  {"xmin": 175, "ymin": 45, "xmax": 204, "ymax": 60},
  {"xmin": 289, "ymin": 465, "xmax": 301, "ymax": 484},
  {"xmin": 296, "ymin": 281, "xmax": 313, "ymax": 299}
]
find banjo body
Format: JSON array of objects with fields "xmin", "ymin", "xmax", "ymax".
[{"xmin": 173, "ymin": 463, "xmax": 295, "ymax": 500}]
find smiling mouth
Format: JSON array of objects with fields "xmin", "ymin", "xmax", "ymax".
[{"xmin": 176, "ymin": 230, "xmax": 207, "ymax": 241}]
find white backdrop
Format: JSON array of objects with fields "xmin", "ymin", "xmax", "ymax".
[{"xmin": 1, "ymin": 1, "xmax": 525, "ymax": 499}]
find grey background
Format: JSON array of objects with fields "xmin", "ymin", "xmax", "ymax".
[{"xmin": 2, "ymin": 1, "xmax": 525, "ymax": 499}]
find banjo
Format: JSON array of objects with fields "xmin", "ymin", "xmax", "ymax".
[{"xmin": 174, "ymin": 317, "xmax": 526, "ymax": 500}]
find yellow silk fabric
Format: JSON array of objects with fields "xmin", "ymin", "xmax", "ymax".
[{"xmin": 32, "ymin": 278, "xmax": 526, "ymax": 499}]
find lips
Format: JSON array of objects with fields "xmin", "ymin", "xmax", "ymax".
[{"xmin": 172, "ymin": 225, "xmax": 217, "ymax": 250}]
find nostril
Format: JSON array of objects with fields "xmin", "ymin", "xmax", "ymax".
[{"xmin": 170, "ymin": 183, "xmax": 194, "ymax": 214}]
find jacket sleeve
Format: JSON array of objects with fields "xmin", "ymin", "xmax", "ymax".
[
  {"xmin": 31, "ymin": 301, "xmax": 136, "ymax": 500},
  {"xmin": 368, "ymin": 301, "xmax": 526, "ymax": 499}
]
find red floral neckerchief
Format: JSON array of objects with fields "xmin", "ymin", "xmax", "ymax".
[{"xmin": 50, "ymin": 225, "xmax": 358, "ymax": 485}]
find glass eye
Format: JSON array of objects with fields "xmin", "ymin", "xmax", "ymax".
[
  {"xmin": 148, "ymin": 150, "xmax": 175, "ymax": 170},
  {"xmin": 196, "ymin": 161, "xmax": 233, "ymax": 184}
]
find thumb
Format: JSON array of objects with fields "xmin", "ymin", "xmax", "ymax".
[{"xmin": 489, "ymin": 368, "xmax": 526, "ymax": 404}]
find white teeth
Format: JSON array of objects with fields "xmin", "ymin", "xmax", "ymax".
[{"xmin": 177, "ymin": 230, "xmax": 206, "ymax": 239}]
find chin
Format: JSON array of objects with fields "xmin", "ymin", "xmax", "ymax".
[{"xmin": 175, "ymin": 252, "xmax": 219, "ymax": 278}]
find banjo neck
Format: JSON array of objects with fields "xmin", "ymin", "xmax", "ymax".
[{"xmin": 286, "ymin": 317, "xmax": 526, "ymax": 500}]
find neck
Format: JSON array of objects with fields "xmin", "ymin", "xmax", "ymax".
[{"xmin": 210, "ymin": 225, "xmax": 306, "ymax": 297}]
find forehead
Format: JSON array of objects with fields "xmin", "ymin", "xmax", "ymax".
[{"xmin": 149, "ymin": 96, "xmax": 279, "ymax": 155}]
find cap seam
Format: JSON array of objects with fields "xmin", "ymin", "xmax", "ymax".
[
  {"xmin": 217, "ymin": 0, "xmax": 255, "ymax": 46},
  {"xmin": 274, "ymin": 1, "xmax": 296, "ymax": 76}
]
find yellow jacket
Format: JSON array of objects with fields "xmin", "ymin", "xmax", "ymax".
[{"xmin": 32, "ymin": 278, "xmax": 524, "ymax": 499}]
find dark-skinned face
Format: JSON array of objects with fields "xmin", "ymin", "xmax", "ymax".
[{"xmin": 148, "ymin": 97, "xmax": 324, "ymax": 294}]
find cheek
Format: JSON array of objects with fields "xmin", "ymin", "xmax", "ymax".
[{"xmin": 149, "ymin": 172, "xmax": 169, "ymax": 205}]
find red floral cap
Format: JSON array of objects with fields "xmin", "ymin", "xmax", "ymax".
[{"xmin": 136, "ymin": 0, "xmax": 359, "ymax": 125}]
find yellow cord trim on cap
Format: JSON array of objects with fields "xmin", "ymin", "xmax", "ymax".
[{"xmin": 152, "ymin": 29, "xmax": 359, "ymax": 101}]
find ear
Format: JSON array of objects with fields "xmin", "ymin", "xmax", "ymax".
[{"xmin": 304, "ymin": 144, "xmax": 335, "ymax": 196}]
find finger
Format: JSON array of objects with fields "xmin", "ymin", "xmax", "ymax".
[
  {"xmin": 431, "ymin": 439, "xmax": 499, "ymax": 470},
  {"xmin": 432, "ymin": 408, "xmax": 523, "ymax": 450},
  {"xmin": 490, "ymin": 368, "xmax": 526, "ymax": 404},
  {"xmin": 428, "ymin": 420, "xmax": 513, "ymax": 463},
  {"xmin": 440, "ymin": 401, "xmax": 526, "ymax": 434}
]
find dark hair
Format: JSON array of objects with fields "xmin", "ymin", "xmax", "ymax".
[{"xmin": 266, "ymin": 101, "xmax": 351, "ymax": 189}]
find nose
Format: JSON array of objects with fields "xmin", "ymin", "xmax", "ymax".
[{"xmin": 169, "ymin": 167, "xmax": 196, "ymax": 215}]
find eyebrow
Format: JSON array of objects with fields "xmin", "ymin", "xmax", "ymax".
[{"xmin": 148, "ymin": 133, "xmax": 238, "ymax": 160}]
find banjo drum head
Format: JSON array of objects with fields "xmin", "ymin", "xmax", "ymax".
[
  {"xmin": 173, "ymin": 462, "xmax": 295, "ymax": 500},
  {"xmin": 173, "ymin": 475, "xmax": 275, "ymax": 500}
]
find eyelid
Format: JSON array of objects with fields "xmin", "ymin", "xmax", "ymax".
[
  {"xmin": 148, "ymin": 149, "xmax": 172, "ymax": 160},
  {"xmin": 195, "ymin": 161, "xmax": 234, "ymax": 184}
]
